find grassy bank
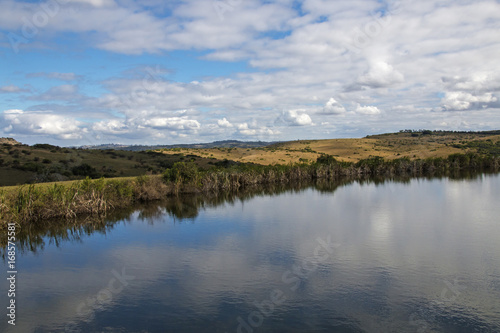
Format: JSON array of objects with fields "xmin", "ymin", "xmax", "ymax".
[{"xmin": 1, "ymin": 152, "xmax": 499, "ymax": 227}]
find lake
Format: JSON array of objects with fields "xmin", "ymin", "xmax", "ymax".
[{"xmin": 1, "ymin": 174, "xmax": 500, "ymax": 332}]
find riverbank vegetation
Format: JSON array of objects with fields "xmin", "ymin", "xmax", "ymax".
[
  {"xmin": 1, "ymin": 151, "xmax": 498, "ymax": 227},
  {"xmin": 1, "ymin": 172, "xmax": 493, "ymax": 257}
]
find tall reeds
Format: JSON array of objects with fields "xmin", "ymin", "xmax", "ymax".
[{"xmin": 0, "ymin": 152, "xmax": 498, "ymax": 226}]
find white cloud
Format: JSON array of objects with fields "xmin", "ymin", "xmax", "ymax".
[
  {"xmin": 237, "ymin": 124, "xmax": 279, "ymax": 137},
  {"xmin": 92, "ymin": 119, "xmax": 129, "ymax": 135},
  {"xmin": 140, "ymin": 117, "xmax": 201, "ymax": 131},
  {"xmin": 1, "ymin": 0, "xmax": 500, "ymax": 144},
  {"xmin": 217, "ymin": 118, "xmax": 233, "ymax": 128},
  {"xmin": 355, "ymin": 104, "xmax": 381, "ymax": 115},
  {"xmin": 441, "ymin": 92, "xmax": 497, "ymax": 111},
  {"xmin": 91, "ymin": 115, "xmax": 201, "ymax": 139},
  {"xmin": 2, "ymin": 110, "xmax": 85, "ymax": 139},
  {"xmin": 276, "ymin": 110, "xmax": 313, "ymax": 126},
  {"xmin": 355, "ymin": 61, "xmax": 404, "ymax": 89},
  {"xmin": 320, "ymin": 98, "xmax": 346, "ymax": 115}
]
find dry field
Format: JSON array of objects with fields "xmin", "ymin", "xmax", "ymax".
[{"xmin": 158, "ymin": 132, "xmax": 500, "ymax": 165}]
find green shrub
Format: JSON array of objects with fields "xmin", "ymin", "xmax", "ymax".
[
  {"xmin": 72, "ymin": 163, "xmax": 101, "ymax": 178},
  {"xmin": 163, "ymin": 162, "xmax": 200, "ymax": 184}
]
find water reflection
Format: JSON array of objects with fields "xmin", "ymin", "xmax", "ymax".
[
  {"xmin": 1, "ymin": 173, "xmax": 499, "ymax": 333},
  {"xmin": 2, "ymin": 172, "xmax": 493, "ymax": 259},
  {"xmin": 1, "ymin": 178, "xmax": 355, "ymax": 256}
]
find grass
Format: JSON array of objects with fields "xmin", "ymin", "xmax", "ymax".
[
  {"xmin": 1, "ymin": 131, "xmax": 498, "ymax": 186},
  {"xmin": 158, "ymin": 132, "xmax": 500, "ymax": 165},
  {"xmin": 1, "ymin": 130, "xmax": 499, "ymax": 226},
  {"xmin": 0, "ymin": 143, "xmax": 228, "ymax": 186},
  {"xmin": 0, "ymin": 175, "xmax": 171, "ymax": 225},
  {"xmin": 1, "ymin": 151, "xmax": 498, "ymax": 227}
]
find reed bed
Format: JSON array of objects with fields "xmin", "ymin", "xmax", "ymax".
[{"xmin": 1, "ymin": 152, "xmax": 498, "ymax": 227}]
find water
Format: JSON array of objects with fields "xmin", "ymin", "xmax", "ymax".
[{"xmin": 1, "ymin": 175, "xmax": 500, "ymax": 332}]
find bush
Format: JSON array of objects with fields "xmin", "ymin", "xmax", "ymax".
[
  {"xmin": 316, "ymin": 155, "xmax": 338, "ymax": 165},
  {"xmin": 163, "ymin": 162, "xmax": 200, "ymax": 184},
  {"xmin": 33, "ymin": 143, "xmax": 60, "ymax": 150},
  {"xmin": 72, "ymin": 163, "xmax": 101, "ymax": 178}
]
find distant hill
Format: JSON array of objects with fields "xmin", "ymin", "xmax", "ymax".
[
  {"xmin": 79, "ymin": 140, "xmax": 276, "ymax": 151},
  {"xmin": 0, "ymin": 137, "xmax": 21, "ymax": 146}
]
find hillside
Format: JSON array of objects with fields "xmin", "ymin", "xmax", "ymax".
[
  {"xmin": 158, "ymin": 130, "xmax": 500, "ymax": 165},
  {"xmin": 0, "ymin": 142, "xmax": 230, "ymax": 186},
  {"xmin": 0, "ymin": 137, "xmax": 21, "ymax": 146},
  {"xmin": 1, "ymin": 130, "xmax": 498, "ymax": 187}
]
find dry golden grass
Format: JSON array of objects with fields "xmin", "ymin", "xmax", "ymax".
[
  {"xmin": 160, "ymin": 147, "xmax": 320, "ymax": 165},
  {"xmin": 158, "ymin": 133, "xmax": 500, "ymax": 165}
]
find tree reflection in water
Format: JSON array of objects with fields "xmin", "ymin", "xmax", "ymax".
[{"xmin": 0, "ymin": 172, "xmax": 489, "ymax": 258}]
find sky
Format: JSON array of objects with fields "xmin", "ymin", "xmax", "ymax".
[{"xmin": 0, "ymin": 0, "xmax": 499, "ymax": 146}]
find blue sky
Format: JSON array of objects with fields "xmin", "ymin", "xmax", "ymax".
[{"xmin": 1, "ymin": 0, "xmax": 499, "ymax": 146}]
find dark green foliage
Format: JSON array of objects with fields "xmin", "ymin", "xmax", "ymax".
[
  {"xmin": 72, "ymin": 163, "xmax": 101, "ymax": 178},
  {"xmin": 316, "ymin": 154, "xmax": 338, "ymax": 165},
  {"xmin": 19, "ymin": 162, "xmax": 44, "ymax": 173},
  {"xmin": 163, "ymin": 162, "xmax": 200, "ymax": 184},
  {"xmin": 0, "ymin": 142, "xmax": 216, "ymax": 186},
  {"xmin": 33, "ymin": 143, "xmax": 60, "ymax": 150},
  {"xmin": 452, "ymin": 140, "xmax": 500, "ymax": 155}
]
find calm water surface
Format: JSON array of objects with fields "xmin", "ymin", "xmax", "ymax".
[{"xmin": 1, "ymin": 175, "xmax": 500, "ymax": 332}]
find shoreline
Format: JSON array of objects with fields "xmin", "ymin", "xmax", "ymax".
[{"xmin": 1, "ymin": 152, "xmax": 499, "ymax": 226}]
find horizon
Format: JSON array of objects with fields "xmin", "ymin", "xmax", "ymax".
[
  {"xmin": 3, "ymin": 128, "xmax": 500, "ymax": 148},
  {"xmin": 1, "ymin": 0, "xmax": 500, "ymax": 147}
]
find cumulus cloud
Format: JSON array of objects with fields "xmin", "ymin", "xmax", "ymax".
[
  {"xmin": 441, "ymin": 92, "xmax": 498, "ymax": 111},
  {"xmin": 320, "ymin": 98, "xmax": 346, "ymax": 115},
  {"xmin": 92, "ymin": 119, "xmax": 129, "ymax": 135},
  {"xmin": 217, "ymin": 118, "xmax": 233, "ymax": 128},
  {"xmin": 140, "ymin": 117, "xmax": 201, "ymax": 131},
  {"xmin": 276, "ymin": 110, "xmax": 313, "ymax": 126},
  {"xmin": 354, "ymin": 61, "xmax": 404, "ymax": 89},
  {"xmin": 355, "ymin": 104, "xmax": 381, "ymax": 115},
  {"xmin": 91, "ymin": 115, "xmax": 201, "ymax": 138},
  {"xmin": 2, "ymin": 110, "xmax": 85, "ymax": 139},
  {"xmin": 1, "ymin": 0, "xmax": 500, "ymax": 144},
  {"xmin": 236, "ymin": 122, "xmax": 279, "ymax": 137}
]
